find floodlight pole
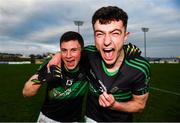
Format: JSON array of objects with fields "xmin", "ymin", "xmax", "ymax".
[
  {"xmin": 141, "ymin": 27, "xmax": 149, "ymax": 58},
  {"xmin": 74, "ymin": 20, "xmax": 84, "ymax": 33}
]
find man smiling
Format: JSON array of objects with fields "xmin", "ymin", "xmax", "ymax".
[{"xmin": 22, "ymin": 31, "xmax": 89, "ymax": 122}]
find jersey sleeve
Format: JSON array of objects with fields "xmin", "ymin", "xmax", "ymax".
[
  {"xmin": 127, "ymin": 57, "xmax": 151, "ymax": 95},
  {"xmin": 132, "ymin": 73, "xmax": 150, "ymax": 95}
]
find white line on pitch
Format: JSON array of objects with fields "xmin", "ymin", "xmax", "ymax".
[{"xmin": 150, "ymin": 87, "xmax": 180, "ymax": 96}]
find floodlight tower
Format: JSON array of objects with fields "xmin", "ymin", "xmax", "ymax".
[
  {"xmin": 74, "ymin": 20, "xmax": 84, "ymax": 33},
  {"xmin": 141, "ymin": 27, "xmax": 149, "ymax": 58}
]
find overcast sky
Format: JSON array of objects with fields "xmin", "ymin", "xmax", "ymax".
[{"xmin": 0, "ymin": 0, "xmax": 180, "ymax": 57}]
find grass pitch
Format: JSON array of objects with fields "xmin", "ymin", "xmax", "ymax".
[
  {"xmin": 0, "ymin": 63, "xmax": 180, "ymax": 122},
  {"xmin": 134, "ymin": 64, "xmax": 180, "ymax": 122},
  {"xmin": 0, "ymin": 64, "xmax": 46, "ymax": 122}
]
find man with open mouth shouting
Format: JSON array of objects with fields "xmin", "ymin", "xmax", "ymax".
[{"xmin": 84, "ymin": 6, "xmax": 150, "ymax": 122}]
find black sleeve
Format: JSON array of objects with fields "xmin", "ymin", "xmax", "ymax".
[{"xmin": 132, "ymin": 72, "xmax": 150, "ymax": 95}]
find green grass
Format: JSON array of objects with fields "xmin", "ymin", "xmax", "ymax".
[
  {"xmin": 134, "ymin": 63, "xmax": 180, "ymax": 122},
  {"xmin": 0, "ymin": 64, "xmax": 46, "ymax": 122},
  {"xmin": 150, "ymin": 64, "xmax": 180, "ymax": 93},
  {"xmin": 0, "ymin": 63, "xmax": 180, "ymax": 122}
]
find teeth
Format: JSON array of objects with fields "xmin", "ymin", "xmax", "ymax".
[
  {"xmin": 103, "ymin": 48, "xmax": 114, "ymax": 52},
  {"xmin": 104, "ymin": 48, "xmax": 112, "ymax": 50}
]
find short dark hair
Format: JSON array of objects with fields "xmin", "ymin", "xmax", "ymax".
[
  {"xmin": 60, "ymin": 31, "xmax": 84, "ymax": 49},
  {"xmin": 92, "ymin": 6, "xmax": 128, "ymax": 30}
]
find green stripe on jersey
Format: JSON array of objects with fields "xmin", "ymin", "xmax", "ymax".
[
  {"xmin": 129, "ymin": 59, "xmax": 150, "ymax": 77},
  {"xmin": 114, "ymin": 91, "xmax": 132, "ymax": 97},
  {"xmin": 137, "ymin": 87, "xmax": 149, "ymax": 95},
  {"xmin": 48, "ymin": 80, "xmax": 88, "ymax": 100},
  {"xmin": 101, "ymin": 61, "xmax": 118, "ymax": 76},
  {"xmin": 125, "ymin": 59, "xmax": 150, "ymax": 79},
  {"xmin": 134, "ymin": 58, "xmax": 150, "ymax": 68},
  {"xmin": 113, "ymin": 91, "xmax": 132, "ymax": 101},
  {"xmin": 115, "ymin": 95, "xmax": 132, "ymax": 101},
  {"xmin": 84, "ymin": 45, "xmax": 98, "ymax": 52}
]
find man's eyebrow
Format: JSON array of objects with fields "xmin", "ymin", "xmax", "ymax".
[
  {"xmin": 110, "ymin": 29, "xmax": 122, "ymax": 33},
  {"xmin": 61, "ymin": 48, "xmax": 67, "ymax": 51},
  {"xmin": 61, "ymin": 48, "xmax": 66, "ymax": 50},
  {"xmin": 94, "ymin": 30, "xmax": 104, "ymax": 33},
  {"xmin": 95, "ymin": 29, "xmax": 122, "ymax": 33},
  {"xmin": 61, "ymin": 47, "xmax": 80, "ymax": 50},
  {"xmin": 71, "ymin": 47, "xmax": 79, "ymax": 50}
]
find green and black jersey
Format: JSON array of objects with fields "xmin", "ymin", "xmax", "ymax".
[
  {"xmin": 83, "ymin": 45, "xmax": 151, "ymax": 122},
  {"xmin": 38, "ymin": 58, "xmax": 89, "ymax": 122}
]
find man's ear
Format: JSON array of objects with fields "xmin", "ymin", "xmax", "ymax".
[{"xmin": 124, "ymin": 31, "xmax": 130, "ymax": 43}]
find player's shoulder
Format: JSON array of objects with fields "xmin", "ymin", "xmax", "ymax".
[
  {"xmin": 124, "ymin": 56, "xmax": 150, "ymax": 78},
  {"xmin": 84, "ymin": 45, "xmax": 98, "ymax": 53},
  {"xmin": 37, "ymin": 57, "xmax": 52, "ymax": 71},
  {"xmin": 123, "ymin": 43, "xmax": 142, "ymax": 60}
]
